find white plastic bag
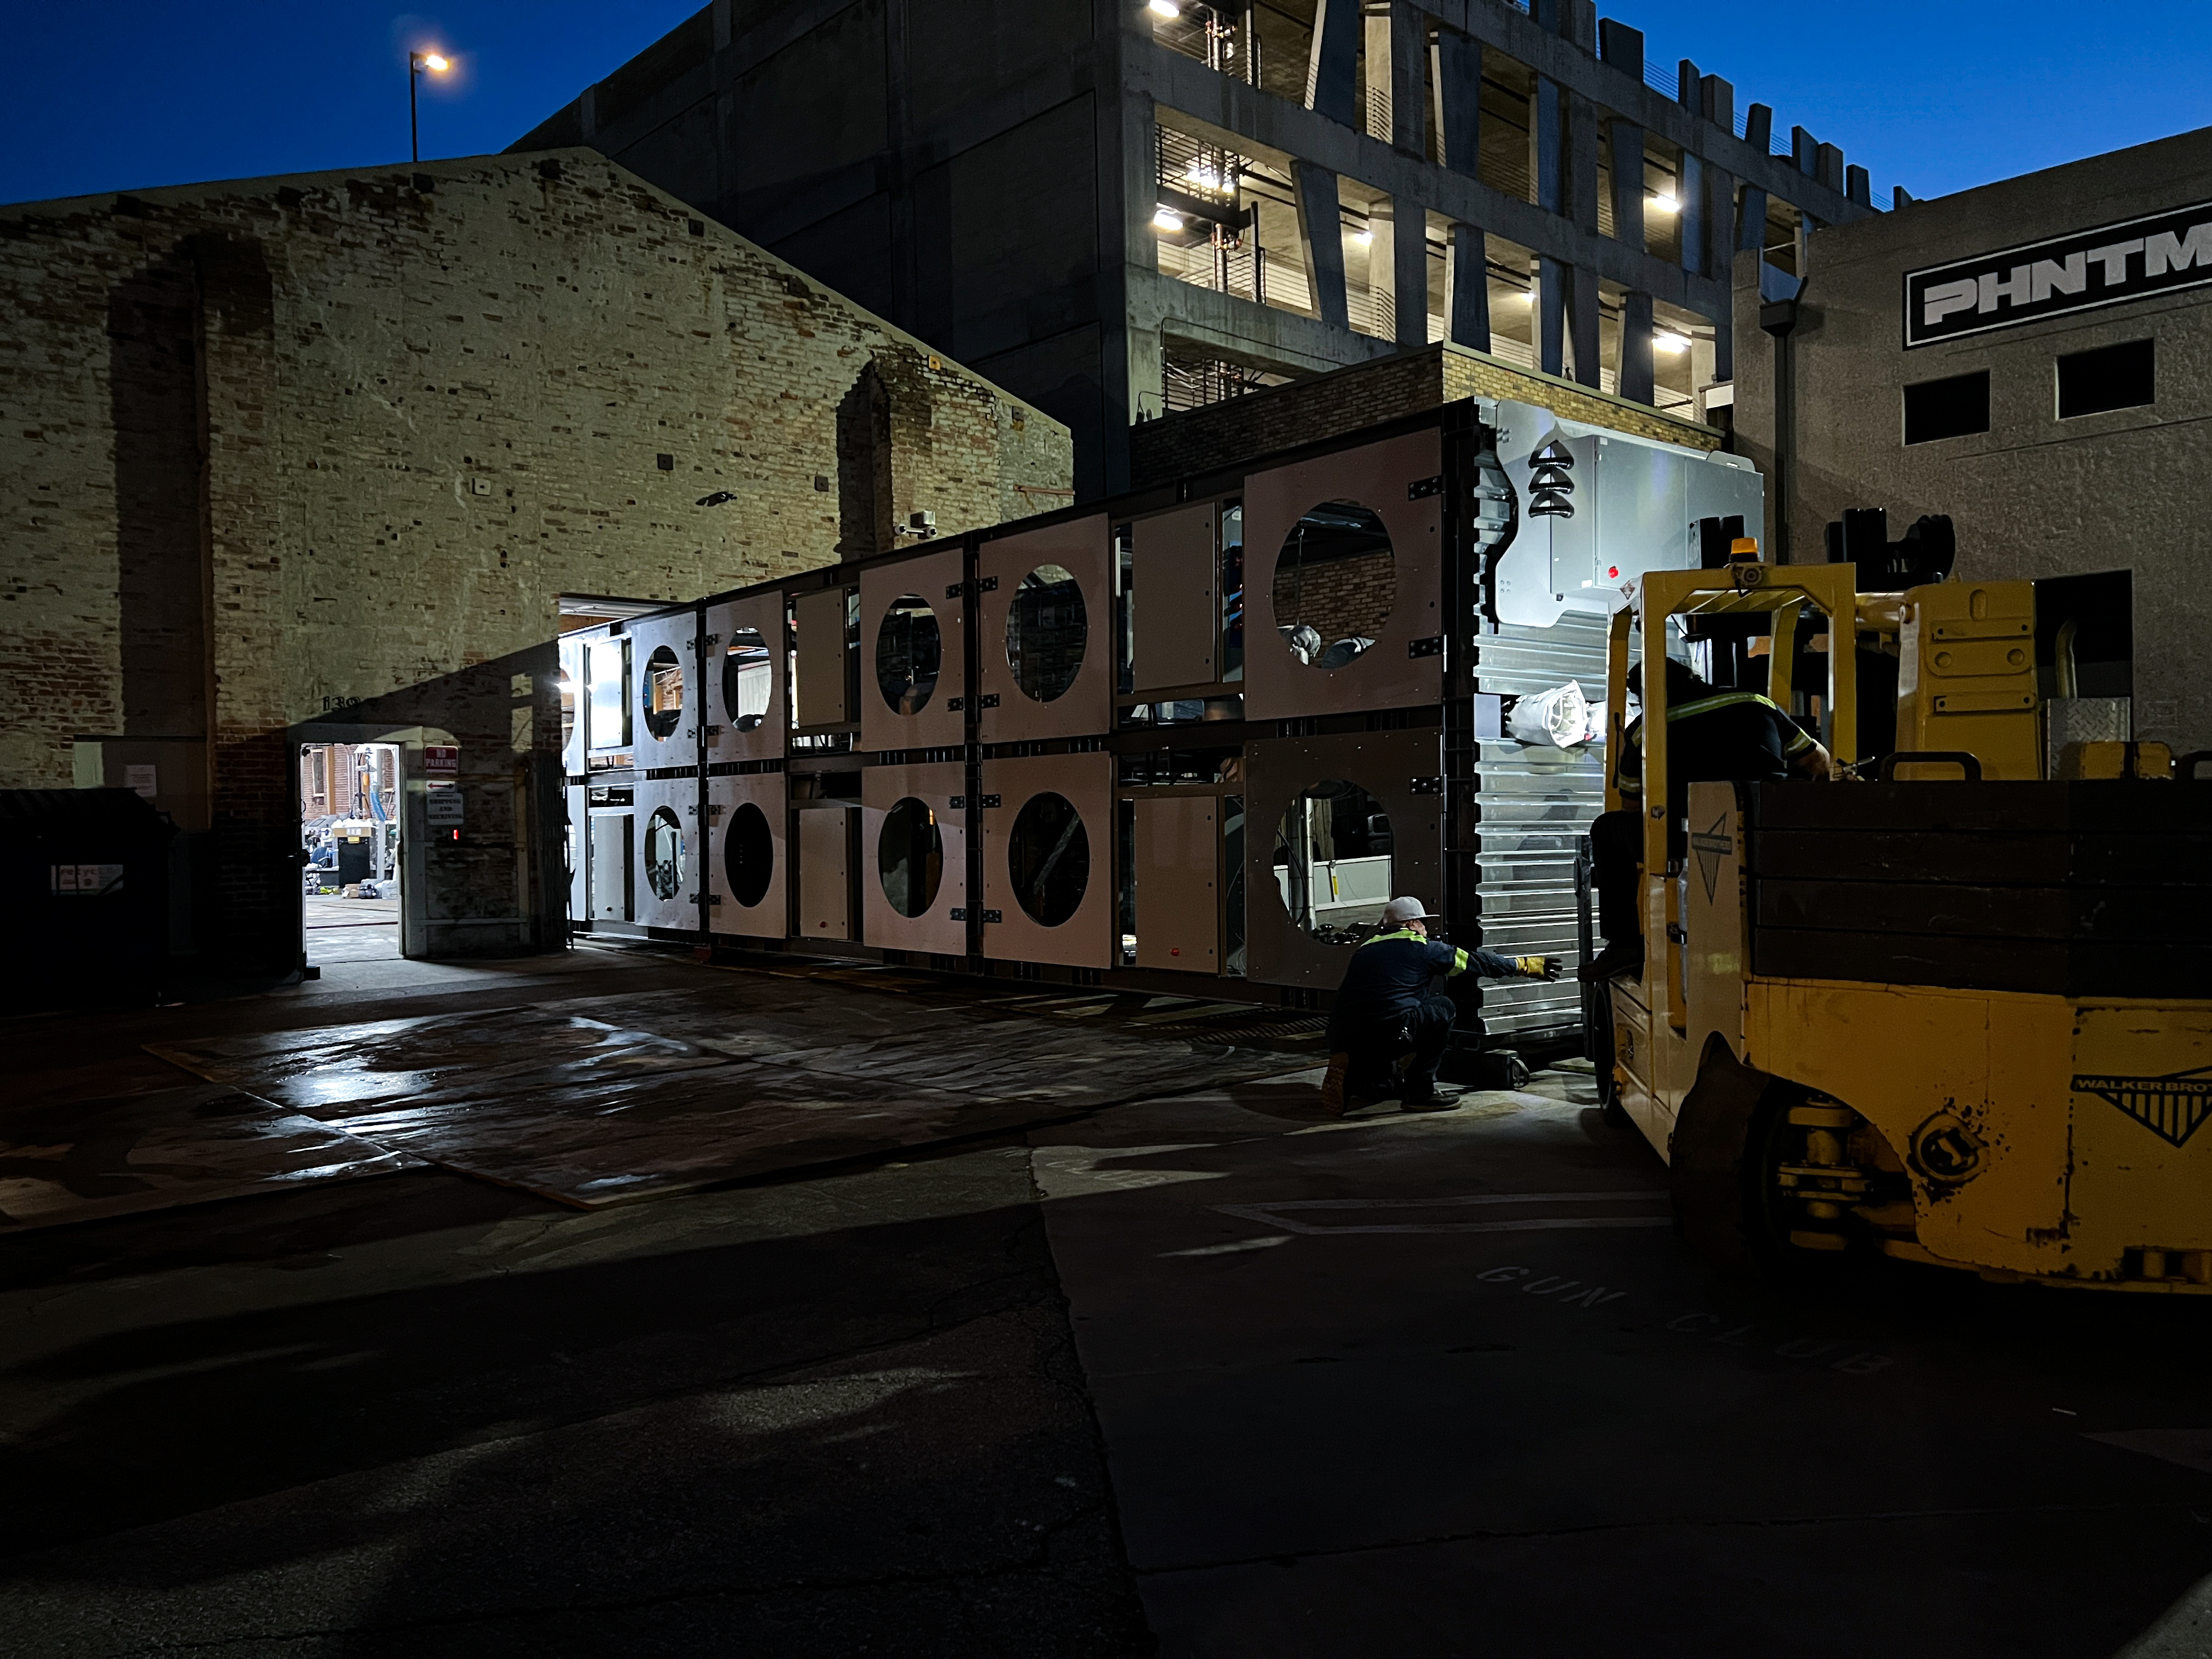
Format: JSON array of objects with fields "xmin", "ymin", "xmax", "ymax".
[{"xmin": 1506, "ymin": 680, "xmax": 1592, "ymax": 748}]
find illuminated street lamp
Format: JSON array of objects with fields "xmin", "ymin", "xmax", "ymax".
[{"xmin": 409, "ymin": 50, "xmax": 452, "ymax": 163}]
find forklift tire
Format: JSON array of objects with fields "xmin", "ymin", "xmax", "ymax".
[
  {"xmin": 1585, "ymin": 981, "xmax": 1630, "ymax": 1126},
  {"xmin": 1668, "ymin": 1037, "xmax": 1781, "ymax": 1277}
]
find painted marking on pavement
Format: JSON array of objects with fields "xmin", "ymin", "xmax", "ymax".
[{"xmin": 1215, "ymin": 1190, "xmax": 1671, "ymax": 1236}]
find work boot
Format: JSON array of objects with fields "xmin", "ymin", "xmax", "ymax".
[
  {"xmin": 1577, "ymin": 940, "xmax": 1643, "ymax": 983},
  {"xmin": 1397, "ymin": 1087, "xmax": 1459, "ymax": 1114},
  {"xmin": 1320, "ymin": 1053, "xmax": 1351, "ymax": 1115}
]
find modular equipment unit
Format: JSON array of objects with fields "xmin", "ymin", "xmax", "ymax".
[{"xmin": 558, "ymin": 397, "xmax": 1758, "ymax": 1064}]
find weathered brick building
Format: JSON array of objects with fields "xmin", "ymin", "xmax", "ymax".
[{"xmin": 1, "ymin": 148, "xmax": 1069, "ymax": 978}]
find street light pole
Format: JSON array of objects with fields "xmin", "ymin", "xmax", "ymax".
[{"xmin": 408, "ymin": 50, "xmax": 450, "ymax": 163}]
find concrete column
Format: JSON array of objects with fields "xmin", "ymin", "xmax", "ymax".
[
  {"xmin": 1367, "ymin": 202, "xmax": 1396, "ymax": 336},
  {"xmin": 1390, "ymin": 0, "xmax": 1426, "ymax": 155},
  {"xmin": 1617, "ymin": 290, "xmax": 1655, "ymax": 404},
  {"xmin": 1846, "ymin": 164, "xmax": 1871, "ymax": 207},
  {"xmin": 1306, "ymin": 0, "xmax": 1361, "ymax": 128},
  {"xmin": 1294, "ymin": 161, "xmax": 1351, "ymax": 330},
  {"xmin": 1568, "ymin": 265, "xmax": 1600, "ymax": 388},
  {"xmin": 1393, "ymin": 201, "xmax": 1430, "ymax": 345},
  {"xmin": 1537, "ymin": 253, "xmax": 1566, "ymax": 376},
  {"xmin": 1447, "ymin": 222, "xmax": 1490, "ymax": 351},
  {"xmin": 1607, "ymin": 119, "xmax": 1645, "ymax": 250},
  {"xmin": 1432, "ymin": 27, "xmax": 1478, "ymax": 177},
  {"xmin": 1566, "ymin": 90, "xmax": 1600, "ymax": 232},
  {"xmin": 1363, "ymin": 4, "xmax": 1392, "ymax": 140},
  {"xmin": 1678, "ymin": 152, "xmax": 1706, "ymax": 278},
  {"xmin": 1598, "ymin": 18, "xmax": 1642, "ymax": 78},
  {"xmin": 1736, "ymin": 182, "xmax": 1768, "ymax": 254},
  {"xmin": 1705, "ymin": 168, "xmax": 1736, "ymax": 276},
  {"xmin": 1816, "ymin": 143, "xmax": 1844, "ymax": 193},
  {"xmin": 1532, "ymin": 78, "xmax": 1563, "ymax": 214}
]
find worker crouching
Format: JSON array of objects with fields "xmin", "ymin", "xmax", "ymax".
[{"xmin": 1319, "ymin": 896, "xmax": 1561, "ymax": 1115}]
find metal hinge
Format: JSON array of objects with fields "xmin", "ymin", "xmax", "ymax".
[
  {"xmin": 977, "ymin": 575, "xmax": 999, "ymax": 592},
  {"xmin": 1408, "ymin": 635, "xmax": 1444, "ymax": 658},
  {"xmin": 947, "ymin": 696, "xmax": 965, "ymax": 712},
  {"xmin": 707, "ymin": 802, "xmax": 725, "ymax": 819},
  {"xmin": 979, "ymin": 693, "xmax": 1000, "ymax": 709},
  {"xmin": 1408, "ymin": 475, "xmax": 1444, "ymax": 499},
  {"xmin": 950, "ymin": 907, "xmax": 967, "ymax": 921},
  {"xmin": 950, "ymin": 794, "xmax": 967, "ymax": 809},
  {"xmin": 981, "ymin": 908, "xmax": 1003, "ymax": 924},
  {"xmin": 703, "ymin": 724, "xmax": 722, "ymax": 737},
  {"xmin": 1666, "ymin": 922, "xmax": 1688, "ymax": 943},
  {"xmin": 945, "ymin": 582, "xmax": 963, "ymax": 599},
  {"xmin": 702, "ymin": 633, "xmax": 720, "ymax": 647},
  {"xmin": 1409, "ymin": 776, "xmax": 1444, "ymax": 795},
  {"xmin": 979, "ymin": 793, "xmax": 1002, "ymax": 809},
  {"xmin": 706, "ymin": 893, "xmax": 723, "ymax": 906}
]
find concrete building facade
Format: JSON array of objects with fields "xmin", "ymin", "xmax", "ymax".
[
  {"xmin": 1731, "ymin": 126, "xmax": 2212, "ymax": 752},
  {"xmin": 0, "ymin": 149, "xmax": 1068, "ymax": 978},
  {"xmin": 512, "ymin": 0, "xmax": 1883, "ymax": 499}
]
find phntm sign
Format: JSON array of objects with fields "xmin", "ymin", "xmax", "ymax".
[{"xmin": 1904, "ymin": 200, "xmax": 2212, "ymax": 347}]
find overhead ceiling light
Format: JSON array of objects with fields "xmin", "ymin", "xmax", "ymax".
[
  {"xmin": 1184, "ymin": 162, "xmax": 1223, "ymax": 190},
  {"xmin": 1152, "ymin": 206, "xmax": 1185, "ymax": 233},
  {"xmin": 1351, "ymin": 228, "xmax": 1372, "ymax": 245},
  {"xmin": 1519, "ymin": 289, "xmax": 1536, "ymax": 304},
  {"xmin": 1654, "ymin": 331, "xmax": 1691, "ymax": 353},
  {"xmin": 1148, "ymin": 0, "xmax": 1181, "ymax": 16},
  {"xmin": 1648, "ymin": 191, "xmax": 1679, "ymax": 214}
]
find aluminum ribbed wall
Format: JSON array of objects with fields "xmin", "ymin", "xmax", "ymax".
[{"xmin": 1467, "ymin": 612, "xmax": 1611, "ymax": 1040}]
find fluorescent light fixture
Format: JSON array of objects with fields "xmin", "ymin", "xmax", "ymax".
[
  {"xmin": 1351, "ymin": 229, "xmax": 1372, "ymax": 245},
  {"xmin": 1148, "ymin": 0, "xmax": 1181, "ymax": 16},
  {"xmin": 1654, "ymin": 331, "xmax": 1691, "ymax": 353},
  {"xmin": 1152, "ymin": 206, "xmax": 1185, "ymax": 233},
  {"xmin": 1647, "ymin": 191, "xmax": 1679, "ymax": 214}
]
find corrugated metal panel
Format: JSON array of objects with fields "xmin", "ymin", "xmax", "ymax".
[{"xmin": 1468, "ymin": 612, "xmax": 1610, "ymax": 1039}]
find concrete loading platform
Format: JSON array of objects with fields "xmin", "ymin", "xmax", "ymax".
[{"xmin": 3, "ymin": 946, "xmax": 2210, "ymax": 1655}]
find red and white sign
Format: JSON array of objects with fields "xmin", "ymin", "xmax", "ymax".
[{"xmin": 422, "ymin": 745, "xmax": 460, "ymax": 778}]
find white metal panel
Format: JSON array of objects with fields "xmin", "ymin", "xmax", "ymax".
[
  {"xmin": 628, "ymin": 608, "xmax": 701, "ymax": 765},
  {"xmin": 565, "ymin": 784, "xmax": 587, "ymax": 931},
  {"xmin": 706, "ymin": 770, "xmax": 788, "ymax": 940},
  {"xmin": 860, "ymin": 549, "xmax": 967, "ymax": 753},
  {"xmin": 588, "ymin": 808, "xmax": 632, "ymax": 922},
  {"xmin": 584, "ymin": 630, "xmax": 631, "ymax": 760},
  {"xmin": 795, "ymin": 805, "xmax": 856, "ymax": 940},
  {"xmin": 860, "ymin": 761, "xmax": 967, "ymax": 955},
  {"xmin": 977, "ymin": 516, "xmax": 1113, "ymax": 742},
  {"xmin": 630, "ymin": 775, "xmax": 701, "ymax": 932},
  {"xmin": 703, "ymin": 592, "xmax": 787, "ymax": 765},
  {"xmin": 979, "ymin": 753, "xmax": 1113, "ymax": 968},
  {"xmin": 557, "ymin": 635, "xmax": 587, "ymax": 778}
]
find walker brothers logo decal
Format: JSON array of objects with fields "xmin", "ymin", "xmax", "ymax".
[
  {"xmin": 1904, "ymin": 199, "xmax": 2212, "ymax": 347},
  {"xmin": 2071, "ymin": 1065, "xmax": 2212, "ymax": 1148}
]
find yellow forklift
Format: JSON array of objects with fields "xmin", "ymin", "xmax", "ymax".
[{"xmin": 1596, "ymin": 544, "xmax": 2212, "ymax": 1293}]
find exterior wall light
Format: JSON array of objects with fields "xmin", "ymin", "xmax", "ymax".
[
  {"xmin": 1152, "ymin": 207, "xmax": 1185, "ymax": 232},
  {"xmin": 1654, "ymin": 332, "xmax": 1691, "ymax": 353},
  {"xmin": 1648, "ymin": 192, "xmax": 1680, "ymax": 214},
  {"xmin": 1148, "ymin": 0, "xmax": 1181, "ymax": 16}
]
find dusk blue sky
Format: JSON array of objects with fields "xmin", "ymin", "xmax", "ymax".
[{"xmin": 5, "ymin": 2, "xmax": 2208, "ymax": 209}]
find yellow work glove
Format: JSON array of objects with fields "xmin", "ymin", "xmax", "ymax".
[{"xmin": 1515, "ymin": 955, "xmax": 1564, "ymax": 981}]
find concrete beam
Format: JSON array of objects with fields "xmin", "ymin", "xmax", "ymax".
[
  {"xmin": 1432, "ymin": 27, "xmax": 1480, "ymax": 179},
  {"xmin": 1390, "ymin": 0, "xmax": 1427, "ymax": 156},
  {"xmin": 1293, "ymin": 160, "xmax": 1352, "ymax": 331},
  {"xmin": 1393, "ymin": 198, "xmax": 1430, "ymax": 346},
  {"xmin": 1567, "ymin": 261, "xmax": 1600, "ymax": 388},
  {"xmin": 1609, "ymin": 117, "xmax": 1645, "ymax": 253},
  {"xmin": 1448, "ymin": 221, "xmax": 1490, "ymax": 351},
  {"xmin": 1617, "ymin": 289, "xmax": 1655, "ymax": 404},
  {"xmin": 1537, "ymin": 253, "xmax": 1567, "ymax": 375},
  {"xmin": 1306, "ymin": 0, "xmax": 1361, "ymax": 128}
]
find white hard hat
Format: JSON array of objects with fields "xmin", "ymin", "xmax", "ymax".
[{"xmin": 1380, "ymin": 896, "xmax": 1436, "ymax": 926}]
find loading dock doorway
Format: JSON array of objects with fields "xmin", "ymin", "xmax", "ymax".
[{"xmin": 298, "ymin": 740, "xmax": 403, "ymax": 965}]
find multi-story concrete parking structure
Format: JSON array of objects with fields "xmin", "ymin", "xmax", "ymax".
[
  {"xmin": 561, "ymin": 349, "xmax": 1758, "ymax": 1062},
  {"xmin": 514, "ymin": 0, "xmax": 1884, "ymax": 500}
]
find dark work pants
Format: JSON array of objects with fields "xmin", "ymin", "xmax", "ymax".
[
  {"xmin": 1345, "ymin": 993, "xmax": 1458, "ymax": 1100},
  {"xmin": 1590, "ymin": 809, "xmax": 1643, "ymax": 953}
]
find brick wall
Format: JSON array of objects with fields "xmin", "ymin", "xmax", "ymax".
[
  {"xmin": 0, "ymin": 149, "xmax": 1070, "ymax": 972},
  {"xmin": 1273, "ymin": 549, "xmax": 1396, "ymax": 650},
  {"xmin": 1128, "ymin": 342, "xmax": 1720, "ymax": 488}
]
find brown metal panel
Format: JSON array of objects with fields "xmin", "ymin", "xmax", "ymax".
[
  {"xmin": 627, "ymin": 610, "xmax": 702, "ymax": 766},
  {"xmin": 706, "ymin": 770, "xmax": 788, "ymax": 940},
  {"xmin": 1243, "ymin": 429, "xmax": 1444, "ymax": 721},
  {"xmin": 795, "ymin": 804, "xmax": 856, "ymax": 940},
  {"xmin": 860, "ymin": 761, "xmax": 968, "ymax": 955},
  {"xmin": 980, "ymin": 752, "xmax": 1113, "ymax": 968},
  {"xmin": 860, "ymin": 550, "xmax": 967, "ymax": 754},
  {"xmin": 1244, "ymin": 729, "xmax": 1444, "ymax": 990},
  {"xmin": 792, "ymin": 586, "xmax": 853, "ymax": 729},
  {"xmin": 1131, "ymin": 504, "xmax": 1217, "ymax": 693},
  {"xmin": 630, "ymin": 775, "xmax": 701, "ymax": 933},
  {"xmin": 976, "ymin": 515, "xmax": 1113, "ymax": 742},
  {"xmin": 702, "ymin": 592, "xmax": 787, "ymax": 765},
  {"xmin": 1131, "ymin": 794, "xmax": 1220, "ymax": 972}
]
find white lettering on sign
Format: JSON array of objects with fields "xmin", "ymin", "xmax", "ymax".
[
  {"xmin": 50, "ymin": 864, "xmax": 125, "ymax": 896},
  {"xmin": 423, "ymin": 745, "xmax": 460, "ymax": 778},
  {"xmin": 1905, "ymin": 199, "xmax": 2212, "ymax": 346}
]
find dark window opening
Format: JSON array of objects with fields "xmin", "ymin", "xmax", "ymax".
[
  {"xmin": 1903, "ymin": 371, "xmax": 1990, "ymax": 445},
  {"xmin": 2058, "ymin": 338, "xmax": 2154, "ymax": 419}
]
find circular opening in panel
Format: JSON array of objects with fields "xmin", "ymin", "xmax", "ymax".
[
  {"xmin": 1007, "ymin": 791, "xmax": 1089, "ymax": 927},
  {"xmin": 1272, "ymin": 501, "xmax": 1395, "ymax": 670},
  {"xmin": 641, "ymin": 645, "xmax": 686, "ymax": 740},
  {"xmin": 644, "ymin": 805, "xmax": 686, "ymax": 902},
  {"xmin": 723, "ymin": 800, "xmax": 774, "ymax": 909},
  {"xmin": 722, "ymin": 627, "xmax": 772, "ymax": 731},
  {"xmin": 1272, "ymin": 780, "xmax": 1394, "ymax": 946},
  {"xmin": 876, "ymin": 595, "xmax": 942, "ymax": 716},
  {"xmin": 556, "ymin": 668, "xmax": 577, "ymax": 754},
  {"xmin": 1006, "ymin": 564, "xmax": 1087, "ymax": 702},
  {"xmin": 877, "ymin": 797, "xmax": 944, "ymax": 918}
]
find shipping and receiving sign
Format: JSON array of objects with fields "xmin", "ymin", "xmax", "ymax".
[
  {"xmin": 424, "ymin": 786, "xmax": 465, "ymax": 827},
  {"xmin": 1904, "ymin": 199, "xmax": 2212, "ymax": 347}
]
